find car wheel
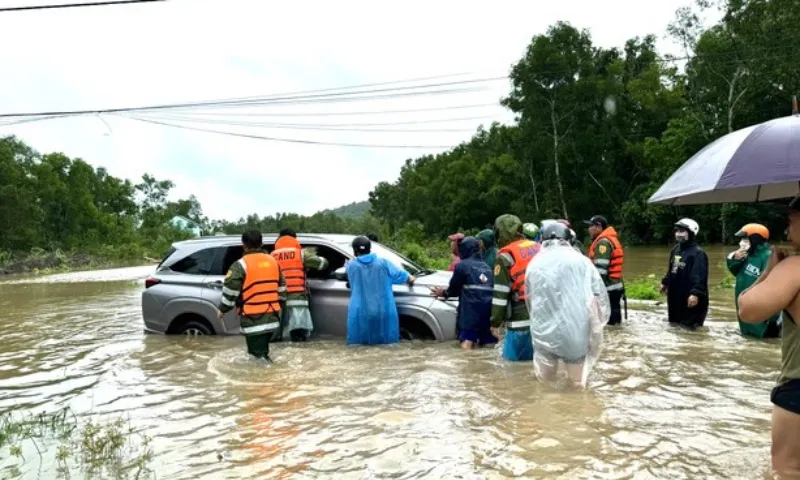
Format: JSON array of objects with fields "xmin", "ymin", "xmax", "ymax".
[
  {"xmin": 179, "ymin": 320, "xmax": 212, "ymax": 336},
  {"xmin": 400, "ymin": 326, "xmax": 418, "ymax": 341}
]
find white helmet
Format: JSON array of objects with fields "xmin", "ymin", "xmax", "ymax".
[
  {"xmin": 674, "ymin": 218, "xmax": 699, "ymax": 236},
  {"xmin": 540, "ymin": 219, "xmax": 557, "ymax": 228}
]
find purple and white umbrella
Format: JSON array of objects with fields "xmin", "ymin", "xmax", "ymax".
[{"xmin": 648, "ymin": 115, "xmax": 800, "ymax": 205}]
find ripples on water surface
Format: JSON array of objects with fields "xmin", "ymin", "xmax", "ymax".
[{"xmin": 0, "ymin": 262, "xmax": 784, "ymax": 479}]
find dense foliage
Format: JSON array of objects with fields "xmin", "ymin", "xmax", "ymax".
[
  {"xmin": 370, "ymin": 0, "xmax": 797, "ymax": 244},
  {"xmin": 0, "ymin": 136, "xmax": 199, "ymax": 269},
  {"xmin": 1, "ymin": 0, "xmax": 797, "ymax": 274}
]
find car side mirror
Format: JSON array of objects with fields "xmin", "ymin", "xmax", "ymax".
[{"xmin": 334, "ymin": 267, "xmax": 348, "ymax": 281}]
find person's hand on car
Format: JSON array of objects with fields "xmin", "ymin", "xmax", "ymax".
[
  {"xmin": 407, "ymin": 275, "xmax": 416, "ymax": 285},
  {"xmin": 430, "ymin": 286, "xmax": 446, "ymax": 297}
]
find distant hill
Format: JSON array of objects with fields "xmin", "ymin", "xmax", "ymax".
[{"xmin": 320, "ymin": 200, "xmax": 370, "ymax": 219}]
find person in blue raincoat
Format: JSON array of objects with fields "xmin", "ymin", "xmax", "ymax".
[
  {"xmin": 431, "ymin": 236, "xmax": 498, "ymax": 349},
  {"xmin": 345, "ymin": 236, "xmax": 416, "ymax": 345}
]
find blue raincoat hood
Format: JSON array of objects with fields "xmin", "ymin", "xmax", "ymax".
[
  {"xmin": 458, "ymin": 236, "xmax": 481, "ymax": 260},
  {"xmin": 356, "ymin": 252, "xmax": 377, "ymax": 264}
]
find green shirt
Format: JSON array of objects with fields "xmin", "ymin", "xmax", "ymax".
[
  {"xmin": 726, "ymin": 244, "xmax": 780, "ymax": 338},
  {"xmin": 219, "ymin": 249, "xmax": 285, "ymax": 335},
  {"xmin": 490, "ymin": 251, "xmax": 530, "ymax": 330}
]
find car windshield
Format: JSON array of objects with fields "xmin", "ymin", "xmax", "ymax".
[{"xmin": 336, "ymin": 241, "xmax": 430, "ymax": 275}]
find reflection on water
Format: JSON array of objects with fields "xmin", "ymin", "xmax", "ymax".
[{"xmin": 0, "ymin": 254, "xmax": 784, "ymax": 479}]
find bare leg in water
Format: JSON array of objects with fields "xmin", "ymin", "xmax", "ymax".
[
  {"xmin": 772, "ymin": 405, "xmax": 800, "ymax": 476},
  {"xmin": 564, "ymin": 362, "xmax": 586, "ymax": 389}
]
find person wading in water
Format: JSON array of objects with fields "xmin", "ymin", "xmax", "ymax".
[{"xmin": 738, "ymin": 197, "xmax": 800, "ymax": 476}]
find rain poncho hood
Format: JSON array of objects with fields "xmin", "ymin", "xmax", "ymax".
[
  {"xmin": 476, "ymin": 229, "xmax": 497, "ymax": 267},
  {"xmin": 459, "ymin": 236, "xmax": 481, "ymax": 259},
  {"xmin": 494, "ymin": 214, "xmax": 523, "ymax": 247},
  {"xmin": 345, "ymin": 252, "xmax": 409, "ymax": 345},
  {"xmin": 525, "ymin": 240, "xmax": 611, "ymax": 387}
]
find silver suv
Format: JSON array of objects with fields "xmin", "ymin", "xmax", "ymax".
[{"xmin": 141, "ymin": 233, "xmax": 458, "ymax": 341}]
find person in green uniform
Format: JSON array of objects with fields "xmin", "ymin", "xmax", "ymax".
[
  {"xmin": 727, "ymin": 223, "xmax": 780, "ymax": 338},
  {"xmin": 491, "ymin": 214, "xmax": 540, "ymax": 361},
  {"xmin": 273, "ymin": 228, "xmax": 329, "ymax": 342},
  {"xmin": 738, "ymin": 196, "xmax": 800, "ymax": 475},
  {"xmin": 217, "ymin": 230, "xmax": 286, "ymax": 362},
  {"xmin": 476, "ymin": 229, "xmax": 497, "ymax": 268},
  {"xmin": 585, "ymin": 215, "xmax": 625, "ymax": 326}
]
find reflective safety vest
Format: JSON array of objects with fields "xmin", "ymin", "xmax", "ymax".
[
  {"xmin": 588, "ymin": 227, "xmax": 624, "ymax": 280},
  {"xmin": 237, "ymin": 252, "xmax": 281, "ymax": 317},
  {"xmin": 498, "ymin": 239, "xmax": 541, "ymax": 302},
  {"xmin": 272, "ymin": 236, "xmax": 306, "ymax": 294}
]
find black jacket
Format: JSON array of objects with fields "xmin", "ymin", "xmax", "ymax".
[
  {"xmin": 661, "ymin": 240, "xmax": 710, "ymax": 328},
  {"xmin": 445, "ymin": 237, "xmax": 493, "ymax": 332}
]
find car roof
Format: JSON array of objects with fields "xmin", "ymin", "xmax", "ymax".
[{"xmin": 171, "ymin": 233, "xmax": 358, "ymax": 249}]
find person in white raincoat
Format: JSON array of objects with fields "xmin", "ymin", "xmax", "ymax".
[{"xmin": 525, "ymin": 222, "xmax": 611, "ymax": 388}]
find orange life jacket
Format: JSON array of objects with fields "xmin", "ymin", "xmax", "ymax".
[
  {"xmin": 271, "ymin": 236, "xmax": 306, "ymax": 294},
  {"xmin": 498, "ymin": 239, "xmax": 541, "ymax": 301},
  {"xmin": 588, "ymin": 226, "xmax": 624, "ymax": 280},
  {"xmin": 238, "ymin": 252, "xmax": 281, "ymax": 316}
]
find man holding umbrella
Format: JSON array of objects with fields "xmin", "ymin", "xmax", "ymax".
[
  {"xmin": 647, "ymin": 106, "xmax": 800, "ymax": 475},
  {"xmin": 738, "ymin": 198, "xmax": 800, "ymax": 475}
]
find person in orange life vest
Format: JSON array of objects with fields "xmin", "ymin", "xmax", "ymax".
[
  {"xmin": 217, "ymin": 230, "xmax": 286, "ymax": 361},
  {"xmin": 448, "ymin": 232, "xmax": 465, "ymax": 271},
  {"xmin": 584, "ymin": 215, "xmax": 625, "ymax": 326},
  {"xmin": 272, "ymin": 228, "xmax": 328, "ymax": 342},
  {"xmin": 491, "ymin": 214, "xmax": 541, "ymax": 361}
]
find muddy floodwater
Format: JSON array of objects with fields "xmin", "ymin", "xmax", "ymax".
[{"xmin": 0, "ymin": 247, "xmax": 784, "ymax": 479}]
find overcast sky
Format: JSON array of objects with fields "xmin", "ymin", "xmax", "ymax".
[{"xmin": 0, "ymin": 0, "xmax": 717, "ymax": 221}]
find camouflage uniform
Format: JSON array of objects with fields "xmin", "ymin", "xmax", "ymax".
[
  {"xmin": 491, "ymin": 214, "xmax": 537, "ymax": 361},
  {"xmin": 219, "ymin": 249, "xmax": 286, "ymax": 359},
  {"xmin": 281, "ymin": 248, "xmax": 328, "ymax": 341}
]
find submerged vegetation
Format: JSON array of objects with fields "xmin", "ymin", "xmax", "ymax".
[
  {"xmin": 0, "ymin": 408, "xmax": 154, "ymax": 479},
  {"xmin": 624, "ymin": 276, "xmax": 663, "ymax": 301}
]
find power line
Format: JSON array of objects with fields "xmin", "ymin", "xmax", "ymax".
[
  {"xmin": 128, "ymin": 113, "xmax": 495, "ymax": 128},
  {"xmin": 0, "ymin": 44, "xmax": 789, "ymax": 120},
  {"xmin": 0, "ymin": 76, "xmax": 505, "ymax": 118},
  {"xmin": 115, "ymin": 114, "xmax": 458, "ymax": 149},
  {"xmin": 159, "ymin": 103, "xmax": 502, "ymax": 117},
  {"xmin": 163, "ymin": 72, "xmax": 476, "ymax": 108},
  {"xmin": 0, "ymin": 0, "xmax": 165, "ymax": 12},
  {"xmin": 124, "ymin": 113, "xmax": 481, "ymax": 133}
]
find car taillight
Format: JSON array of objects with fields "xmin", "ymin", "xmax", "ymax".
[{"xmin": 144, "ymin": 277, "xmax": 161, "ymax": 289}]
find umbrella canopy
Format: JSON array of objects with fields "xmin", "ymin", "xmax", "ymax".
[{"xmin": 648, "ymin": 115, "xmax": 800, "ymax": 205}]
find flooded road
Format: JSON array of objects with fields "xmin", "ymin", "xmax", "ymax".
[{"xmin": 0, "ymin": 247, "xmax": 783, "ymax": 479}]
